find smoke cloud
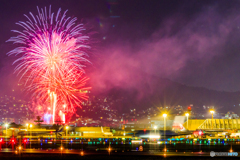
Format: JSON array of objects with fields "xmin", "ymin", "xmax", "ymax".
[{"xmin": 89, "ymin": 6, "xmax": 240, "ymax": 95}]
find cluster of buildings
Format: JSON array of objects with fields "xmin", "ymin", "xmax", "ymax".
[
  {"xmin": 0, "ymin": 95, "xmax": 31, "ymax": 124},
  {"xmin": 0, "ymin": 93, "xmax": 239, "ymax": 127}
]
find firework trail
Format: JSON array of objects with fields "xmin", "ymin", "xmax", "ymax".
[{"xmin": 7, "ymin": 6, "xmax": 91, "ymax": 123}]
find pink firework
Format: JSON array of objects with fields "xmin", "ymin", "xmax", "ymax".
[{"xmin": 7, "ymin": 6, "xmax": 91, "ymax": 123}]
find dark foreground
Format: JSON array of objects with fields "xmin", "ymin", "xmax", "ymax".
[
  {"xmin": 1, "ymin": 138, "xmax": 240, "ymax": 159},
  {"xmin": 0, "ymin": 151, "xmax": 239, "ymax": 160}
]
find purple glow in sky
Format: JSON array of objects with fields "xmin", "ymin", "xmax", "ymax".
[{"xmin": 0, "ymin": 0, "xmax": 240, "ymax": 96}]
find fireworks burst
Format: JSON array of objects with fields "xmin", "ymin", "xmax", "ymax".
[{"xmin": 7, "ymin": 6, "xmax": 91, "ymax": 123}]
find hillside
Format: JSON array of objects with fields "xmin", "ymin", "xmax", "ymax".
[{"xmin": 91, "ymin": 75, "xmax": 240, "ymax": 114}]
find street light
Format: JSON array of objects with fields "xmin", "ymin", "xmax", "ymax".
[
  {"xmin": 60, "ymin": 146, "xmax": 63, "ymax": 155},
  {"xmin": 185, "ymin": 113, "xmax": 189, "ymax": 130},
  {"xmin": 163, "ymin": 114, "xmax": 167, "ymax": 131},
  {"xmin": 210, "ymin": 109, "xmax": 215, "ymax": 119},
  {"xmin": 162, "ymin": 113, "xmax": 167, "ymax": 150},
  {"xmin": 4, "ymin": 124, "xmax": 8, "ymax": 137},
  {"xmin": 163, "ymin": 113, "xmax": 167, "ymax": 141},
  {"xmin": 30, "ymin": 124, "xmax": 33, "ymax": 149},
  {"xmin": 154, "ymin": 125, "xmax": 157, "ymax": 134},
  {"xmin": 26, "ymin": 123, "xmax": 29, "ymax": 139},
  {"xmin": 210, "ymin": 109, "xmax": 215, "ymax": 129},
  {"xmin": 66, "ymin": 126, "xmax": 69, "ymax": 137}
]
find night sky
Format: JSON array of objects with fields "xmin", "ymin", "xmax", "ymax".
[{"xmin": 1, "ymin": 0, "xmax": 240, "ymax": 99}]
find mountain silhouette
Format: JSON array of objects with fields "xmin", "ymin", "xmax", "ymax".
[{"xmin": 91, "ymin": 74, "xmax": 240, "ymax": 114}]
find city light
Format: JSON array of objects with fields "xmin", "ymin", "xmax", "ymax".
[
  {"xmin": 149, "ymin": 135, "xmax": 160, "ymax": 139},
  {"xmin": 210, "ymin": 109, "xmax": 215, "ymax": 115},
  {"xmin": 132, "ymin": 140, "xmax": 143, "ymax": 143},
  {"xmin": 66, "ymin": 126, "xmax": 69, "ymax": 137},
  {"xmin": 210, "ymin": 109, "xmax": 215, "ymax": 129},
  {"xmin": 23, "ymin": 139, "xmax": 27, "ymax": 143},
  {"xmin": 30, "ymin": 124, "xmax": 33, "ymax": 149},
  {"xmin": 185, "ymin": 112, "xmax": 190, "ymax": 130},
  {"xmin": 5, "ymin": 124, "xmax": 8, "ymax": 136},
  {"xmin": 11, "ymin": 138, "xmax": 15, "ymax": 144},
  {"xmin": 80, "ymin": 151, "xmax": 84, "ymax": 156},
  {"xmin": 163, "ymin": 113, "xmax": 167, "ymax": 132},
  {"xmin": 26, "ymin": 123, "xmax": 29, "ymax": 131}
]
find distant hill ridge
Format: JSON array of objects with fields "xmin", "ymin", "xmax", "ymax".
[{"xmin": 91, "ymin": 75, "xmax": 240, "ymax": 114}]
